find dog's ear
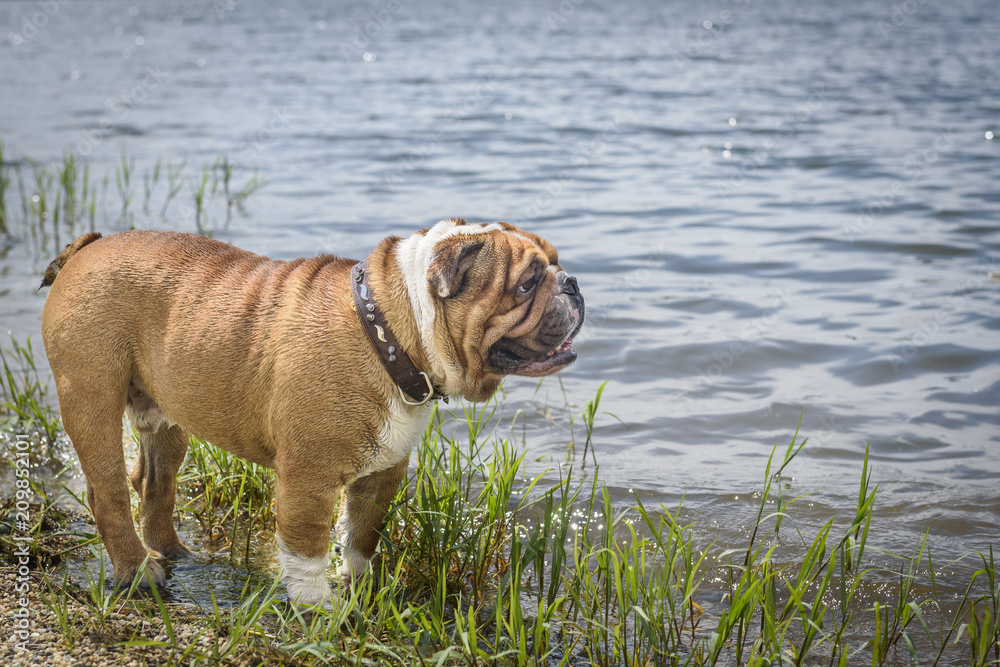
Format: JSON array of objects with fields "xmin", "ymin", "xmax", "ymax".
[{"xmin": 428, "ymin": 239, "xmax": 484, "ymax": 298}]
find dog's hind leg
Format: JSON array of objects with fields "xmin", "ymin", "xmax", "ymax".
[
  {"xmin": 130, "ymin": 424, "xmax": 192, "ymax": 557},
  {"xmin": 58, "ymin": 375, "xmax": 165, "ymax": 588}
]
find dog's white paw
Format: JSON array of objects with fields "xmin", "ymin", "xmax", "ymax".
[
  {"xmin": 338, "ymin": 545, "xmax": 369, "ymax": 582},
  {"xmin": 278, "ymin": 538, "xmax": 334, "ymax": 609},
  {"xmin": 285, "ymin": 576, "xmax": 335, "ymax": 609}
]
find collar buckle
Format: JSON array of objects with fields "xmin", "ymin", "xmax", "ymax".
[{"xmin": 398, "ymin": 372, "xmax": 437, "ymax": 407}]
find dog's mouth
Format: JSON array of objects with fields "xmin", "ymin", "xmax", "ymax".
[{"xmin": 488, "ymin": 335, "xmax": 577, "ymax": 377}]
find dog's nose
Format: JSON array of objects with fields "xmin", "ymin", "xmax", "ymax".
[{"xmin": 562, "ymin": 275, "xmax": 579, "ymax": 295}]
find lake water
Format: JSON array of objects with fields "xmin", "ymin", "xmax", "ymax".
[{"xmin": 1, "ymin": 0, "xmax": 998, "ymax": 647}]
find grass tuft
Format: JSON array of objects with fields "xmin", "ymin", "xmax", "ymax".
[
  {"xmin": 0, "ymin": 335, "xmax": 60, "ymax": 443},
  {"xmin": 0, "ymin": 140, "xmax": 269, "ymax": 258}
]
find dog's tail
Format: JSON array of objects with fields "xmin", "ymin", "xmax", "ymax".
[{"xmin": 39, "ymin": 232, "xmax": 103, "ymax": 289}]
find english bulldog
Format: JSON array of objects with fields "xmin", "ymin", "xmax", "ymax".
[{"xmin": 40, "ymin": 219, "xmax": 584, "ymax": 607}]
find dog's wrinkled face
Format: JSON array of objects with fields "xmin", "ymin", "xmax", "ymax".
[{"xmin": 397, "ymin": 219, "xmax": 585, "ymax": 402}]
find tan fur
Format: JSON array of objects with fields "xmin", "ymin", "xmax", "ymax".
[{"xmin": 40, "ymin": 222, "xmax": 582, "ymax": 600}]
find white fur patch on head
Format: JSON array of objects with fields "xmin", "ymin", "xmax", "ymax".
[
  {"xmin": 277, "ymin": 536, "xmax": 334, "ymax": 609},
  {"xmin": 395, "ymin": 219, "xmax": 529, "ymax": 395}
]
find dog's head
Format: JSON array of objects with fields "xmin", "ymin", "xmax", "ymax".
[{"xmin": 397, "ymin": 219, "xmax": 585, "ymax": 402}]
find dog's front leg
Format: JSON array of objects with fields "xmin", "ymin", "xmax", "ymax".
[
  {"xmin": 335, "ymin": 459, "xmax": 409, "ymax": 585},
  {"xmin": 274, "ymin": 467, "xmax": 341, "ymax": 608}
]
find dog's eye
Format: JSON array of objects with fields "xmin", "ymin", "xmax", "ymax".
[{"xmin": 517, "ymin": 277, "xmax": 538, "ymax": 294}]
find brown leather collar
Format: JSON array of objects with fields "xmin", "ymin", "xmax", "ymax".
[{"xmin": 350, "ymin": 261, "xmax": 446, "ymax": 406}]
